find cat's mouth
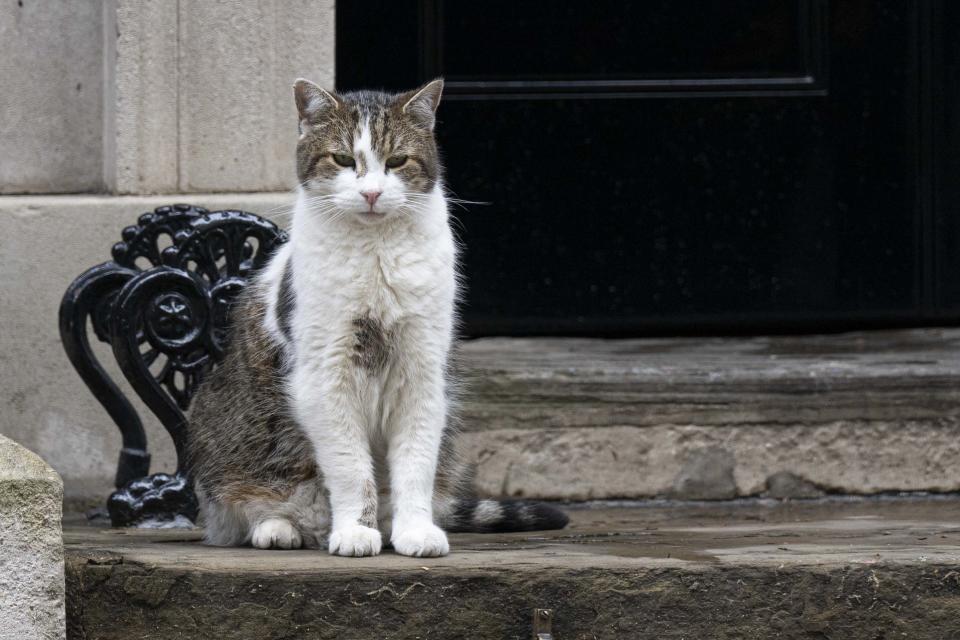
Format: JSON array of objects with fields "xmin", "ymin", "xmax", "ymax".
[{"xmin": 357, "ymin": 208, "xmax": 387, "ymax": 221}]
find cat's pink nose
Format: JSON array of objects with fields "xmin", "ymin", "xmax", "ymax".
[{"xmin": 361, "ymin": 190, "xmax": 382, "ymax": 207}]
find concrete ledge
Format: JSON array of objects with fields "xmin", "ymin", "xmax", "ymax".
[
  {"xmin": 64, "ymin": 498, "xmax": 960, "ymax": 639},
  {"xmin": 457, "ymin": 330, "xmax": 960, "ymax": 500},
  {"xmin": 0, "ymin": 435, "xmax": 65, "ymax": 640}
]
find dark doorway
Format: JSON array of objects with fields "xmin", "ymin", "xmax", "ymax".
[{"xmin": 337, "ymin": 1, "xmax": 959, "ymax": 336}]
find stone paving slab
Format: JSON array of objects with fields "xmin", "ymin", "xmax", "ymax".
[{"xmin": 65, "ymin": 497, "xmax": 960, "ymax": 639}]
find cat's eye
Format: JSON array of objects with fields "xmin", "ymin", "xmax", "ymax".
[
  {"xmin": 331, "ymin": 153, "xmax": 355, "ymax": 168},
  {"xmin": 385, "ymin": 155, "xmax": 408, "ymax": 169}
]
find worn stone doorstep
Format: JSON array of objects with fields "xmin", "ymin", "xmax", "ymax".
[{"xmin": 64, "ymin": 498, "xmax": 960, "ymax": 639}]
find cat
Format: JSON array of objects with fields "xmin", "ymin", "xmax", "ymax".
[{"xmin": 186, "ymin": 78, "xmax": 568, "ymax": 557}]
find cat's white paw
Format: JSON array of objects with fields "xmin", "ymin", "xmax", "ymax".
[
  {"xmin": 251, "ymin": 518, "xmax": 302, "ymax": 550},
  {"xmin": 391, "ymin": 521, "xmax": 449, "ymax": 557},
  {"xmin": 328, "ymin": 524, "xmax": 382, "ymax": 557}
]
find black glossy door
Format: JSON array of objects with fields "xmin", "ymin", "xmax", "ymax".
[{"xmin": 338, "ymin": 1, "xmax": 959, "ymax": 336}]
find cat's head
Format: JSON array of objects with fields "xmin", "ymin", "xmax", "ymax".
[{"xmin": 293, "ymin": 78, "xmax": 444, "ymax": 223}]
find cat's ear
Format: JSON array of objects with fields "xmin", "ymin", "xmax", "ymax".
[
  {"xmin": 399, "ymin": 78, "xmax": 444, "ymax": 131},
  {"xmin": 294, "ymin": 78, "xmax": 340, "ymax": 130}
]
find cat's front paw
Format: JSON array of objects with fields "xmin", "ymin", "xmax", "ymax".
[
  {"xmin": 251, "ymin": 518, "xmax": 302, "ymax": 550},
  {"xmin": 328, "ymin": 524, "xmax": 382, "ymax": 557},
  {"xmin": 391, "ymin": 521, "xmax": 449, "ymax": 557}
]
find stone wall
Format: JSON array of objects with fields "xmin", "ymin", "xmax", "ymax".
[
  {"xmin": 105, "ymin": 0, "xmax": 335, "ymax": 194},
  {"xmin": 0, "ymin": 1, "xmax": 104, "ymax": 193},
  {"xmin": 1, "ymin": 0, "xmax": 335, "ymax": 195},
  {"xmin": 0, "ymin": 0, "xmax": 333, "ymax": 503}
]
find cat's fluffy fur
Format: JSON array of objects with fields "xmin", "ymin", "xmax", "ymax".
[{"xmin": 187, "ymin": 79, "xmax": 567, "ymax": 557}]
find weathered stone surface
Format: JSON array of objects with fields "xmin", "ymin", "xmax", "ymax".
[
  {"xmin": 669, "ymin": 446, "xmax": 737, "ymax": 500},
  {"xmin": 1, "ymin": 1, "xmax": 335, "ymax": 195},
  {"xmin": 457, "ymin": 333, "xmax": 960, "ymax": 431},
  {"xmin": 103, "ymin": 0, "xmax": 179, "ymax": 194},
  {"xmin": 462, "ymin": 420, "xmax": 960, "ymax": 500},
  {"xmin": 65, "ymin": 498, "xmax": 960, "ymax": 639},
  {"xmin": 0, "ymin": 194, "xmax": 293, "ymax": 504},
  {"xmin": 103, "ymin": 0, "xmax": 336, "ymax": 194},
  {"xmin": 456, "ymin": 332, "xmax": 960, "ymax": 500},
  {"xmin": 176, "ymin": 0, "xmax": 334, "ymax": 192},
  {"xmin": 766, "ymin": 471, "xmax": 826, "ymax": 499},
  {"xmin": 0, "ymin": 435, "xmax": 65, "ymax": 640},
  {"xmin": 0, "ymin": 1, "xmax": 103, "ymax": 193}
]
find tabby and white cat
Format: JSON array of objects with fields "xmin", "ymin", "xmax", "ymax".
[{"xmin": 186, "ymin": 78, "xmax": 567, "ymax": 557}]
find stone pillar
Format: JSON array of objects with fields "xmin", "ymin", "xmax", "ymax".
[
  {"xmin": 104, "ymin": 0, "xmax": 335, "ymax": 194},
  {"xmin": 0, "ymin": 435, "xmax": 65, "ymax": 640}
]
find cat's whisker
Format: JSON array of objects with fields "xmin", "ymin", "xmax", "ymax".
[{"xmin": 446, "ymin": 212, "xmax": 468, "ymax": 237}]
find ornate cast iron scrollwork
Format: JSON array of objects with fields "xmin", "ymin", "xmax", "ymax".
[{"xmin": 59, "ymin": 204, "xmax": 288, "ymax": 526}]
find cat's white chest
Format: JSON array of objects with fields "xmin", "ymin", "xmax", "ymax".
[
  {"xmin": 369, "ymin": 242, "xmax": 452, "ymax": 318},
  {"xmin": 269, "ymin": 186, "xmax": 456, "ymax": 364},
  {"xmin": 291, "ymin": 224, "xmax": 453, "ymax": 327}
]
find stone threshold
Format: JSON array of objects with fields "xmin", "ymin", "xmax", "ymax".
[
  {"xmin": 65, "ymin": 496, "xmax": 960, "ymax": 639},
  {"xmin": 456, "ymin": 328, "xmax": 960, "ymax": 500}
]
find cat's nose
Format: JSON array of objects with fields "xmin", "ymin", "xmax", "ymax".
[{"xmin": 361, "ymin": 190, "xmax": 382, "ymax": 207}]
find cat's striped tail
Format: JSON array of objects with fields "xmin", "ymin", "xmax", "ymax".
[{"xmin": 441, "ymin": 499, "xmax": 569, "ymax": 533}]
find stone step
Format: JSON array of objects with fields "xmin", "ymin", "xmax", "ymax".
[
  {"xmin": 456, "ymin": 329, "xmax": 960, "ymax": 500},
  {"xmin": 65, "ymin": 497, "xmax": 960, "ymax": 639}
]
